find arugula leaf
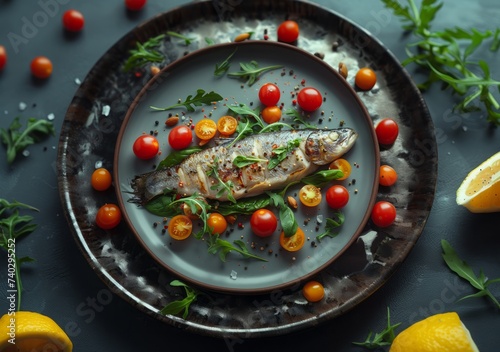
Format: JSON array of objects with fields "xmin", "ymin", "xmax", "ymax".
[
  {"xmin": 232, "ymin": 155, "xmax": 267, "ymax": 168},
  {"xmin": 284, "ymin": 108, "xmax": 317, "ymax": 129},
  {"xmin": 207, "ymin": 158, "xmax": 236, "ymax": 204},
  {"xmin": 316, "ymin": 213, "xmax": 345, "ymax": 242},
  {"xmin": 123, "ymin": 34, "xmax": 166, "ymax": 72},
  {"xmin": 156, "ymin": 147, "xmax": 202, "ymax": 170},
  {"xmin": 214, "ymin": 49, "xmax": 237, "ymax": 77},
  {"xmin": 268, "ymin": 138, "xmax": 301, "ymax": 169},
  {"xmin": 352, "ymin": 307, "xmax": 401, "ymax": 349},
  {"xmin": 441, "ymin": 239, "xmax": 500, "ymax": 309},
  {"xmin": 150, "ymin": 89, "xmax": 223, "ymax": 112},
  {"xmin": 160, "ymin": 280, "xmax": 200, "ymax": 319},
  {"xmin": 166, "ymin": 31, "xmax": 195, "ymax": 46},
  {"xmin": 0, "ymin": 117, "xmax": 55, "ymax": 164},
  {"xmin": 207, "ymin": 234, "xmax": 268, "ymax": 262},
  {"xmin": 228, "ymin": 61, "xmax": 283, "ymax": 86},
  {"xmin": 225, "ymin": 104, "xmax": 265, "ymax": 147}
]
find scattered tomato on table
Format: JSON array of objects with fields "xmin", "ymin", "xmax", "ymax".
[
  {"xmin": 30, "ymin": 56, "xmax": 53, "ymax": 79},
  {"xmin": 62, "ymin": 9, "xmax": 85, "ymax": 32},
  {"xmin": 0, "ymin": 45, "xmax": 7, "ymax": 70}
]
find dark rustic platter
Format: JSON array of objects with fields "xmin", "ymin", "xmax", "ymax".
[{"xmin": 57, "ymin": 0, "xmax": 437, "ymax": 338}]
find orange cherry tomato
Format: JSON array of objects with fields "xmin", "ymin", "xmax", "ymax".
[
  {"xmin": 329, "ymin": 158, "xmax": 351, "ymax": 181},
  {"xmin": 30, "ymin": 56, "xmax": 53, "ymax": 79},
  {"xmin": 379, "ymin": 165, "xmax": 398, "ymax": 186},
  {"xmin": 302, "ymin": 281, "xmax": 325, "ymax": 302},
  {"xmin": 168, "ymin": 215, "xmax": 193, "ymax": 240},
  {"xmin": 355, "ymin": 67, "xmax": 377, "ymax": 90},
  {"xmin": 217, "ymin": 115, "xmax": 238, "ymax": 136},
  {"xmin": 298, "ymin": 184, "xmax": 322, "ymax": 207},
  {"xmin": 207, "ymin": 213, "xmax": 228, "ymax": 235},
  {"xmin": 91, "ymin": 168, "xmax": 112, "ymax": 191},
  {"xmin": 261, "ymin": 106, "xmax": 282, "ymax": 124},
  {"xmin": 96, "ymin": 204, "xmax": 121, "ymax": 230},
  {"xmin": 279, "ymin": 227, "xmax": 305, "ymax": 252},
  {"xmin": 195, "ymin": 119, "xmax": 217, "ymax": 140}
]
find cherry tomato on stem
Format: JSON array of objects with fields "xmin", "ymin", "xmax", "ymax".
[
  {"xmin": 0, "ymin": 46, "xmax": 7, "ymax": 71},
  {"xmin": 62, "ymin": 10, "xmax": 85, "ymax": 32},
  {"xmin": 277, "ymin": 20, "xmax": 299, "ymax": 43},
  {"xmin": 259, "ymin": 83, "xmax": 281, "ymax": 106},
  {"xmin": 30, "ymin": 56, "xmax": 53, "ymax": 79},
  {"xmin": 375, "ymin": 118, "xmax": 399, "ymax": 145},
  {"xmin": 297, "ymin": 87, "xmax": 322, "ymax": 112},
  {"xmin": 91, "ymin": 168, "xmax": 112, "ymax": 191},
  {"xmin": 250, "ymin": 209, "xmax": 277, "ymax": 237},
  {"xmin": 133, "ymin": 134, "xmax": 159, "ymax": 159},
  {"xmin": 371, "ymin": 201, "xmax": 396, "ymax": 227},
  {"xmin": 96, "ymin": 204, "xmax": 122, "ymax": 230},
  {"xmin": 355, "ymin": 67, "xmax": 377, "ymax": 90},
  {"xmin": 325, "ymin": 185, "xmax": 349, "ymax": 209},
  {"xmin": 168, "ymin": 125, "xmax": 193, "ymax": 150}
]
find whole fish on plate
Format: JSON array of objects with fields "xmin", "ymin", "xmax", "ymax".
[{"xmin": 131, "ymin": 128, "xmax": 357, "ymax": 204}]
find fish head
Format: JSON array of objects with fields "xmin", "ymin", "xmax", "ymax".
[{"xmin": 305, "ymin": 128, "xmax": 358, "ymax": 165}]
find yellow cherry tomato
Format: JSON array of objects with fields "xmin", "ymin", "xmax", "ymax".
[
  {"xmin": 168, "ymin": 215, "xmax": 193, "ymax": 240},
  {"xmin": 298, "ymin": 184, "xmax": 322, "ymax": 207},
  {"xmin": 91, "ymin": 168, "xmax": 112, "ymax": 191},
  {"xmin": 217, "ymin": 115, "xmax": 238, "ymax": 136},
  {"xmin": 207, "ymin": 213, "xmax": 228, "ymax": 235},
  {"xmin": 195, "ymin": 119, "xmax": 217, "ymax": 140},
  {"xmin": 302, "ymin": 280, "xmax": 325, "ymax": 302},
  {"xmin": 328, "ymin": 158, "xmax": 351, "ymax": 181},
  {"xmin": 280, "ymin": 227, "xmax": 305, "ymax": 252}
]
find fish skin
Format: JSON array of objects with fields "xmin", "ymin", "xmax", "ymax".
[{"xmin": 131, "ymin": 128, "xmax": 357, "ymax": 204}]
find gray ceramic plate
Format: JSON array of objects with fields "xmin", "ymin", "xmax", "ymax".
[
  {"xmin": 114, "ymin": 41, "xmax": 378, "ymax": 293},
  {"xmin": 58, "ymin": 0, "xmax": 436, "ymax": 338}
]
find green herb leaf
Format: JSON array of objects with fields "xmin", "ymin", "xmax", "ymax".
[
  {"xmin": 123, "ymin": 34, "xmax": 165, "ymax": 72},
  {"xmin": 166, "ymin": 31, "xmax": 195, "ymax": 46},
  {"xmin": 160, "ymin": 280, "xmax": 200, "ymax": 319},
  {"xmin": 214, "ymin": 195, "xmax": 271, "ymax": 216},
  {"xmin": 156, "ymin": 147, "xmax": 202, "ymax": 170},
  {"xmin": 0, "ymin": 117, "xmax": 55, "ymax": 164},
  {"xmin": 441, "ymin": 239, "xmax": 500, "ymax": 309},
  {"xmin": 267, "ymin": 192, "xmax": 298, "ymax": 238},
  {"xmin": 284, "ymin": 108, "xmax": 317, "ymax": 129},
  {"xmin": 207, "ymin": 157, "xmax": 236, "ymax": 204},
  {"xmin": 316, "ymin": 213, "xmax": 344, "ymax": 242},
  {"xmin": 352, "ymin": 307, "xmax": 401, "ymax": 349},
  {"xmin": 228, "ymin": 61, "xmax": 283, "ymax": 86},
  {"xmin": 214, "ymin": 49, "xmax": 237, "ymax": 77},
  {"xmin": 232, "ymin": 155, "xmax": 268, "ymax": 168},
  {"xmin": 207, "ymin": 235, "xmax": 268, "ymax": 262},
  {"xmin": 150, "ymin": 89, "xmax": 223, "ymax": 112},
  {"xmin": 268, "ymin": 138, "xmax": 301, "ymax": 169},
  {"xmin": 302, "ymin": 169, "xmax": 344, "ymax": 187}
]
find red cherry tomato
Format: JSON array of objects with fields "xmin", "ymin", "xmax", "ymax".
[
  {"xmin": 0, "ymin": 46, "xmax": 7, "ymax": 71},
  {"xmin": 250, "ymin": 209, "xmax": 278, "ymax": 237},
  {"xmin": 259, "ymin": 83, "xmax": 281, "ymax": 106},
  {"xmin": 355, "ymin": 67, "xmax": 377, "ymax": 90},
  {"xmin": 375, "ymin": 118, "xmax": 399, "ymax": 145},
  {"xmin": 30, "ymin": 56, "xmax": 53, "ymax": 79},
  {"xmin": 371, "ymin": 201, "xmax": 396, "ymax": 227},
  {"xmin": 125, "ymin": 0, "xmax": 147, "ymax": 10},
  {"xmin": 325, "ymin": 185, "xmax": 349, "ymax": 209},
  {"xmin": 133, "ymin": 135, "xmax": 159, "ymax": 159},
  {"xmin": 277, "ymin": 20, "xmax": 299, "ymax": 43},
  {"xmin": 297, "ymin": 87, "xmax": 322, "ymax": 112},
  {"xmin": 62, "ymin": 10, "xmax": 85, "ymax": 32},
  {"xmin": 168, "ymin": 125, "xmax": 193, "ymax": 150},
  {"xmin": 379, "ymin": 165, "xmax": 398, "ymax": 186},
  {"xmin": 96, "ymin": 204, "xmax": 122, "ymax": 230}
]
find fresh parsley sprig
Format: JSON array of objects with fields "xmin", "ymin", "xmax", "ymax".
[
  {"xmin": 441, "ymin": 239, "xmax": 500, "ymax": 309},
  {"xmin": 352, "ymin": 307, "xmax": 401, "ymax": 349},
  {"xmin": 160, "ymin": 280, "xmax": 200, "ymax": 319},
  {"xmin": 228, "ymin": 61, "xmax": 283, "ymax": 86},
  {"xmin": 0, "ymin": 117, "xmax": 54, "ymax": 164},
  {"xmin": 150, "ymin": 89, "xmax": 223, "ymax": 112},
  {"xmin": 123, "ymin": 34, "xmax": 166, "ymax": 72},
  {"xmin": 382, "ymin": 0, "xmax": 500, "ymax": 123},
  {"xmin": 207, "ymin": 234, "xmax": 268, "ymax": 262}
]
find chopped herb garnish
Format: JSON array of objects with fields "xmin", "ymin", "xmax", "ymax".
[
  {"xmin": 160, "ymin": 280, "xmax": 200, "ymax": 319},
  {"xmin": 268, "ymin": 138, "xmax": 301, "ymax": 169},
  {"xmin": 228, "ymin": 61, "xmax": 283, "ymax": 86},
  {"xmin": 150, "ymin": 89, "xmax": 223, "ymax": 112},
  {"xmin": 123, "ymin": 34, "xmax": 166, "ymax": 72}
]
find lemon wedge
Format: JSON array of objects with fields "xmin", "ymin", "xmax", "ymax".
[
  {"xmin": 456, "ymin": 151, "xmax": 500, "ymax": 213},
  {"xmin": 0, "ymin": 311, "xmax": 73, "ymax": 352}
]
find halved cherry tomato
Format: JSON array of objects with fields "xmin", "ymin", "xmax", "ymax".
[
  {"xmin": 250, "ymin": 209, "xmax": 277, "ymax": 237},
  {"xmin": 325, "ymin": 185, "xmax": 349, "ymax": 209},
  {"xmin": 277, "ymin": 20, "xmax": 299, "ymax": 43},
  {"xmin": 91, "ymin": 168, "xmax": 112, "ymax": 191},
  {"xmin": 0, "ymin": 46, "xmax": 7, "ymax": 71},
  {"xmin": 133, "ymin": 134, "xmax": 159, "ymax": 159},
  {"xmin": 62, "ymin": 10, "xmax": 85, "ymax": 32},
  {"xmin": 329, "ymin": 158, "xmax": 351, "ymax": 181},
  {"xmin": 280, "ymin": 227, "xmax": 305, "ymax": 252},
  {"xmin": 30, "ymin": 56, "xmax": 53, "ymax": 79},
  {"xmin": 195, "ymin": 119, "xmax": 217, "ymax": 140},
  {"xmin": 207, "ymin": 213, "xmax": 228, "ymax": 235},
  {"xmin": 217, "ymin": 115, "xmax": 238, "ymax": 136},
  {"xmin": 297, "ymin": 87, "xmax": 322, "ymax": 112},
  {"xmin": 261, "ymin": 106, "xmax": 282, "ymax": 124},
  {"xmin": 168, "ymin": 215, "xmax": 193, "ymax": 240},
  {"xmin": 168, "ymin": 125, "xmax": 193, "ymax": 150},
  {"xmin": 96, "ymin": 204, "xmax": 121, "ymax": 230},
  {"xmin": 375, "ymin": 118, "xmax": 399, "ymax": 145},
  {"xmin": 259, "ymin": 83, "xmax": 280, "ymax": 106},
  {"xmin": 298, "ymin": 184, "xmax": 322, "ymax": 207},
  {"xmin": 371, "ymin": 201, "xmax": 396, "ymax": 227},
  {"xmin": 125, "ymin": 0, "xmax": 147, "ymax": 11},
  {"xmin": 379, "ymin": 165, "xmax": 398, "ymax": 186},
  {"xmin": 355, "ymin": 67, "xmax": 377, "ymax": 90},
  {"xmin": 302, "ymin": 281, "xmax": 325, "ymax": 302}
]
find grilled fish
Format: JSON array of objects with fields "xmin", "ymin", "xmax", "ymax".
[{"xmin": 131, "ymin": 128, "xmax": 357, "ymax": 204}]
